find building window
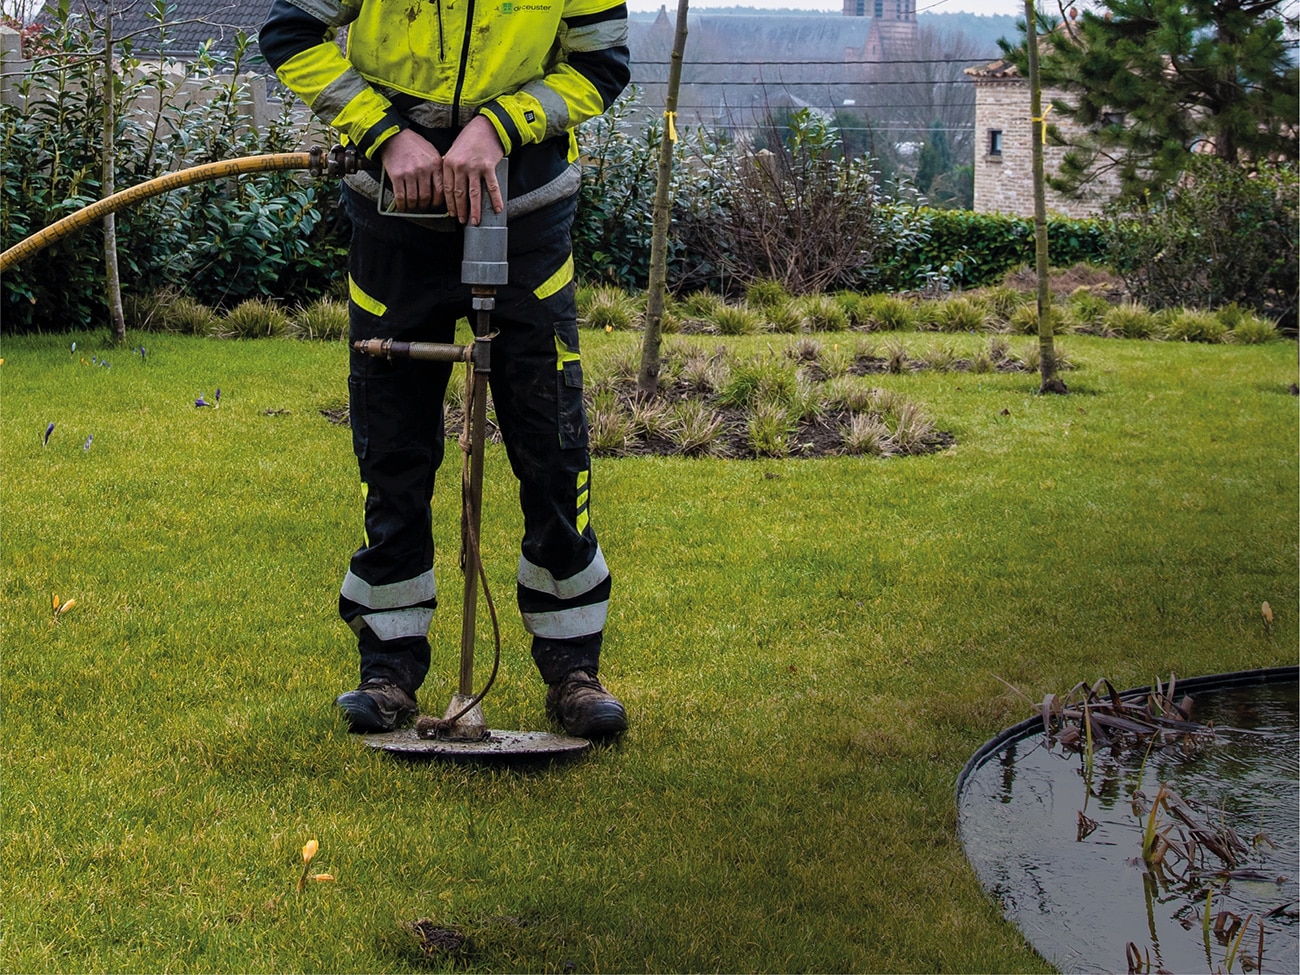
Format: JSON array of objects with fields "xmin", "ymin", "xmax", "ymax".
[
  {"xmin": 988, "ymin": 129, "xmax": 1003, "ymax": 156},
  {"xmin": 873, "ymin": 0, "xmax": 883, "ymax": 18}
]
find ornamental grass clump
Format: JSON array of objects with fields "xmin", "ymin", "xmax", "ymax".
[
  {"xmin": 856, "ymin": 293, "xmax": 917, "ymax": 332},
  {"xmin": 214, "ymin": 298, "xmax": 291, "ymax": 339},
  {"xmin": 579, "ymin": 285, "xmax": 639, "ymax": 331},
  {"xmin": 680, "ymin": 290, "xmax": 727, "ymax": 321},
  {"xmin": 744, "ymin": 278, "xmax": 791, "ymax": 310},
  {"xmin": 711, "ymin": 302, "xmax": 764, "ymax": 336},
  {"xmin": 669, "ymin": 399, "xmax": 727, "ymax": 456},
  {"xmin": 1163, "ymin": 309, "xmax": 1227, "ymax": 343},
  {"xmin": 932, "ymin": 296, "xmax": 989, "ymax": 333},
  {"xmin": 1008, "ymin": 303, "xmax": 1063, "ymax": 336},
  {"xmin": 882, "ymin": 337, "xmax": 910, "ymax": 374},
  {"xmin": 717, "ymin": 354, "xmax": 800, "ymax": 411},
  {"xmin": 788, "ymin": 337, "xmax": 822, "ymax": 364},
  {"xmin": 832, "ymin": 290, "xmax": 867, "ymax": 328},
  {"xmin": 746, "ymin": 401, "xmax": 795, "ymax": 458},
  {"xmin": 678, "ymin": 348, "xmax": 729, "ymax": 394},
  {"xmin": 841, "ymin": 413, "xmax": 896, "ymax": 457},
  {"xmin": 1220, "ymin": 305, "xmax": 1279, "ymax": 344},
  {"xmin": 290, "ymin": 298, "xmax": 349, "ymax": 341},
  {"xmin": 588, "ymin": 389, "xmax": 635, "ymax": 456},
  {"xmin": 763, "ymin": 301, "xmax": 805, "ymax": 334},
  {"xmin": 1104, "ymin": 302, "xmax": 1159, "ymax": 339},
  {"xmin": 820, "ymin": 378, "xmax": 877, "ymax": 413},
  {"xmin": 978, "ymin": 284, "xmax": 1031, "ymax": 326},
  {"xmin": 922, "ymin": 342, "xmax": 961, "ymax": 372},
  {"xmin": 627, "ymin": 396, "xmax": 673, "ymax": 440},
  {"xmin": 124, "ymin": 290, "xmax": 218, "ymax": 335},
  {"xmin": 817, "ymin": 342, "xmax": 854, "ymax": 380},
  {"xmin": 888, "ymin": 400, "xmax": 937, "ymax": 452},
  {"xmin": 794, "ymin": 294, "xmax": 850, "ymax": 332},
  {"xmin": 1062, "ymin": 287, "xmax": 1113, "ymax": 335}
]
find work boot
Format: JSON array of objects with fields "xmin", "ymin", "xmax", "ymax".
[
  {"xmin": 334, "ymin": 679, "xmax": 418, "ymax": 733},
  {"xmin": 546, "ymin": 669, "xmax": 628, "ymax": 739}
]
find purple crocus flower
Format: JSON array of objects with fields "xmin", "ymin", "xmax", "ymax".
[
  {"xmin": 214, "ymin": 388, "xmax": 221, "ymax": 405},
  {"xmin": 43, "ymin": 422, "xmax": 55, "ymax": 447},
  {"xmin": 195, "ymin": 394, "xmax": 210, "ymax": 408},
  {"xmin": 83, "ymin": 435, "xmax": 93, "ymax": 451},
  {"xmin": 137, "ymin": 346, "xmax": 146, "ymax": 361}
]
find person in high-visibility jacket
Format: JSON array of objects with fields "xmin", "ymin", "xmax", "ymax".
[{"xmin": 260, "ymin": 0, "xmax": 631, "ymax": 739}]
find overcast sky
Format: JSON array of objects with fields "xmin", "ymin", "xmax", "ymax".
[{"xmin": 625, "ymin": 0, "xmax": 1030, "ymax": 16}]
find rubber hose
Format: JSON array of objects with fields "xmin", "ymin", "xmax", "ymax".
[{"xmin": 0, "ymin": 152, "xmax": 317, "ymax": 273}]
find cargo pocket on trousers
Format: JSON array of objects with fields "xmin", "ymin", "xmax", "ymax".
[
  {"xmin": 555, "ymin": 321, "xmax": 587, "ymax": 450},
  {"xmin": 347, "ymin": 374, "xmax": 368, "ymax": 459}
]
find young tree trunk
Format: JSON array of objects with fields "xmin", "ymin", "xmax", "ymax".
[
  {"xmin": 102, "ymin": 7, "xmax": 126, "ymax": 343},
  {"xmin": 636, "ymin": 0, "xmax": 689, "ymax": 400},
  {"xmin": 1025, "ymin": 0, "xmax": 1065, "ymax": 395}
]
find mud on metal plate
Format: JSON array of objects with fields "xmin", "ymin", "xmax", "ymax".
[{"xmin": 364, "ymin": 728, "xmax": 591, "ymax": 763}]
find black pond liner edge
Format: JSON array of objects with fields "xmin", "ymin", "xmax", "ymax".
[{"xmin": 954, "ymin": 665, "xmax": 1300, "ymax": 806}]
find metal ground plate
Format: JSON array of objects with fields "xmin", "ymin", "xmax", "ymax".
[{"xmin": 364, "ymin": 728, "xmax": 591, "ymax": 763}]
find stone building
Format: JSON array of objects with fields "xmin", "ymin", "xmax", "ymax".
[
  {"xmin": 965, "ymin": 55, "xmax": 1121, "ymax": 218},
  {"xmin": 843, "ymin": 0, "xmax": 919, "ymax": 73}
]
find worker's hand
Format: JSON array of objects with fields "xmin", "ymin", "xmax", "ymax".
[
  {"xmin": 378, "ymin": 128, "xmax": 444, "ymax": 213},
  {"xmin": 442, "ymin": 115, "xmax": 505, "ymax": 226}
]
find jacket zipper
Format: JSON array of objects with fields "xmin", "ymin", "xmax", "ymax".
[
  {"xmin": 435, "ymin": 0, "xmax": 444, "ymax": 61},
  {"xmin": 451, "ymin": 0, "xmax": 476, "ymax": 123}
]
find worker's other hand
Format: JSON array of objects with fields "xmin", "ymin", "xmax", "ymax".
[
  {"xmin": 442, "ymin": 116, "xmax": 505, "ymax": 226},
  {"xmin": 379, "ymin": 129, "xmax": 443, "ymax": 213}
]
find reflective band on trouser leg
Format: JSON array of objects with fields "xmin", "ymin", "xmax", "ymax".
[
  {"xmin": 518, "ymin": 546, "xmax": 610, "ymax": 640},
  {"xmin": 341, "ymin": 568, "xmax": 436, "ymax": 641}
]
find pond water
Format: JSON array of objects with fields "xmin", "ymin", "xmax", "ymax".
[{"xmin": 958, "ymin": 675, "xmax": 1298, "ymax": 975}]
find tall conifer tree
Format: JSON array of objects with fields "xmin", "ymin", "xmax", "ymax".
[{"xmin": 1006, "ymin": 0, "xmax": 1298, "ymax": 197}]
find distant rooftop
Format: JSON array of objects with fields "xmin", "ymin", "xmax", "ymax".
[{"xmin": 36, "ymin": 0, "xmax": 267, "ymax": 58}]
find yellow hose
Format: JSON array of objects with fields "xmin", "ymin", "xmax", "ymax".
[{"xmin": 0, "ymin": 150, "xmax": 344, "ymax": 274}]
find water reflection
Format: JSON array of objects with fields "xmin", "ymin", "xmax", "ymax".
[{"xmin": 959, "ymin": 680, "xmax": 1298, "ymax": 975}]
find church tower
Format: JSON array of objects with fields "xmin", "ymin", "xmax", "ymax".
[{"xmin": 847, "ymin": 0, "xmax": 918, "ymax": 64}]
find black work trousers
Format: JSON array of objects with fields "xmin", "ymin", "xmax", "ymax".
[{"xmin": 338, "ymin": 187, "xmax": 610, "ymax": 698}]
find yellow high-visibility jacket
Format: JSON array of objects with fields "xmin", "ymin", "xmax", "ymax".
[{"xmin": 260, "ymin": 0, "xmax": 630, "ymax": 208}]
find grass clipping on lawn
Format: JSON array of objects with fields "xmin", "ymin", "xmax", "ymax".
[{"xmin": 0, "ymin": 328, "xmax": 1295, "ymax": 974}]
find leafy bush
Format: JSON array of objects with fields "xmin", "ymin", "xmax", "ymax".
[
  {"xmin": 882, "ymin": 208, "xmax": 1109, "ymax": 292},
  {"xmin": 574, "ymin": 90, "xmax": 727, "ymax": 293},
  {"xmin": 696, "ymin": 109, "xmax": 925, "ymax": 295},
  {"xmin": 1, "ymin": 11, "xmax": 348, "ymax": 333},
  {"xmin": 1104, "ymin": 157, "xmax": 1298, "ymax": 329}
]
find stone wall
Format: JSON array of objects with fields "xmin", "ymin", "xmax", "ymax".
[{"xmin": 971, "ymin": 76, "xmax": 1119, "ymax": 218}]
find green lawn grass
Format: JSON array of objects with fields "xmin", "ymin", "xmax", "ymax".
[{"xmin": 1, "ymin": 329, "xmax": 1296, "ymax": 973}]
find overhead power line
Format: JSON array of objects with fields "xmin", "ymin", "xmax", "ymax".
[
  {"xmin": 634, "ymin": 78, "xmax": 979, "ymax": 87},
  {"xmin": 634, "ymin": 57, "xmax": 997, "ymax": 67}
]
